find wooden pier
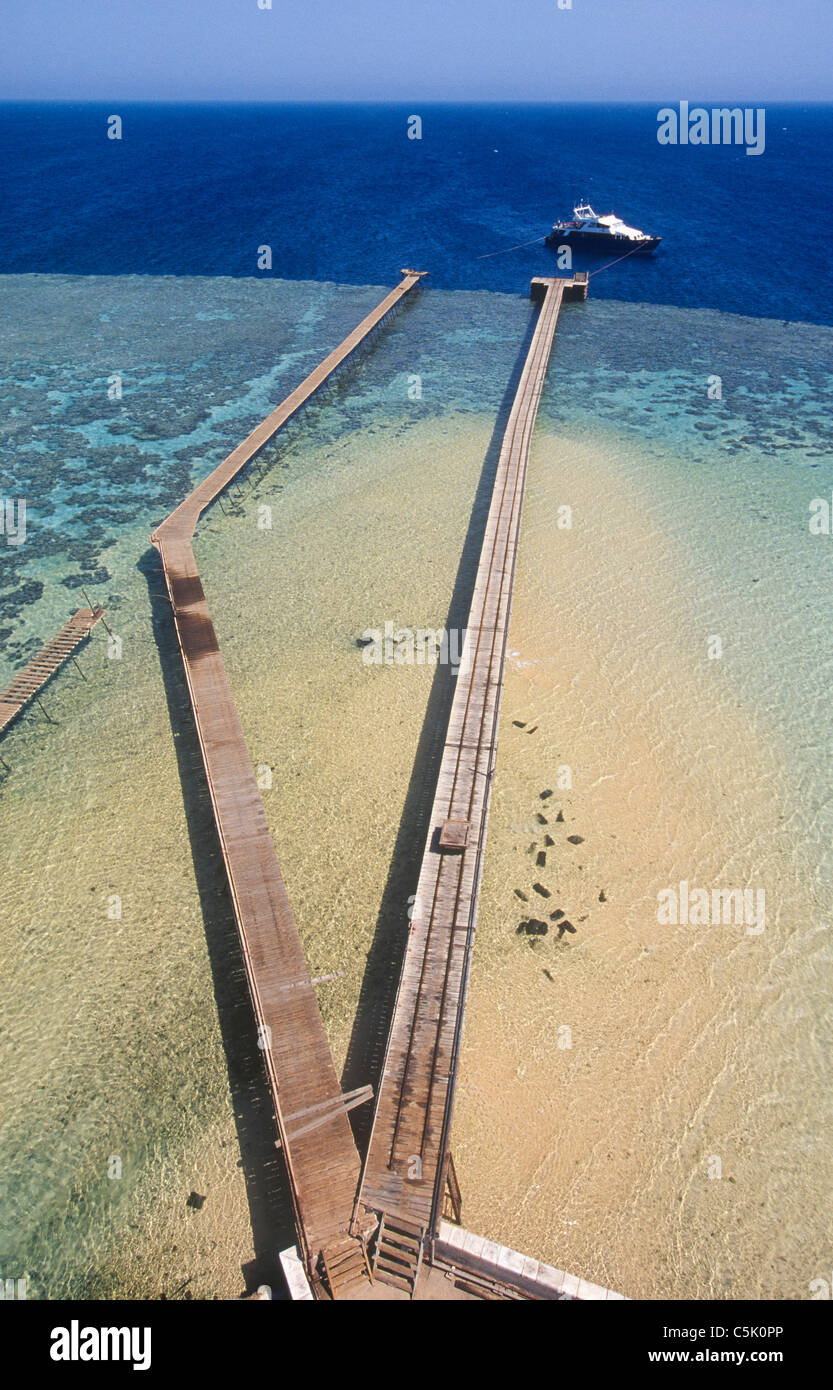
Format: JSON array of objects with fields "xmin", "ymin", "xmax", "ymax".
[
  {"xmin": 0, "ymin": 607, "xmax": 106, "ymax": 737},
  {"xmin": 151, "ymin": 271, "xmax": 426, "ymax": 1294},
  {"xmin": 157, "ymin": 270, "xmax": 428, "ymax": 541},
  {"xmin": 355, "ymin": 277, "xmax": 586, "ymax": 1292}
]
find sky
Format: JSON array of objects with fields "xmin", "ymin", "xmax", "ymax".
[{"xmin": 0, "ymin": 0, "xmax": 831, "ymax": 104}]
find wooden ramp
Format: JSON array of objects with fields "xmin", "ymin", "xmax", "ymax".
[
  {"xmin": 356, "ymin": 277, "xmax": 586, "ymax": 1261},
  {"xmin": 0, "ymin": 607, "xmax": 106, "ymax": 737},
  {"xmin": 150, "ymin": 272, "xmax": 426, "ymax": 1285}
]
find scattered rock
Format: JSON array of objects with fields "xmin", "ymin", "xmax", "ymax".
[
  {"xmin": 544, "ymin": 834, "xmax": 555, "ymax": 848},
  {"xmin": 555, "ymin": 810, "xmax": 564, "ymax": 823},
  {"xmin": 517, "ymin": 918, "xmax": 548, "ymax": 936},
  {"xmin": 536, "ymin": 851, "xmax": 547, "ymax": 868},
  {"xmin": 514, "ymin": 889, "xmax": 529, "ymax": 902},
  {"xmin": 556, "ymin": 919, "xmax": 576, "ymax": 937},
  {"xmin": 540, "ymin": 789, "xmax": 553, "ymax": 800},
  {"xmin": 536, "ymin": 812, "xmax": 548, "ymax": 826},
  {"xmin": 599, "ymin": 889, "xmax": 607, "ymax": 902},
  {"xmin": 512, "ymin": 720, "xmax": 526, "ymax": 728},
  {"xmin": 355, "ymin": 634, "xmax": 374, "ymax": 648},
  {"xmin": 543, "ymin": 969, "xmax": 555, "ymax": 982},
  {"xmin": 186, "ymin": 1192, "xmax": 206, "ymax": 1211},
  {"xmin": 567, "ymin": 835, "xmax": 584, "ymax": 845},
  {"xmin": 532, "ymin": 882, "xmax": 551, "ymax": 898},
  {"xmin": 550, "ymin": 909, "xmax": 565, "ymax": 922},
  {"xmin": 527, "ymin": 726, "xmax": 538, "ymax": 734}
]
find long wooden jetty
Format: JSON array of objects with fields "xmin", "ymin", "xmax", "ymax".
[
  {"xmin": 151, "ymin": 271, "xmax": 426, "ymax": 1296},
  {"xmin": 0, "ymin": 607, "xmax": 105, "ymax": 737},
  {"xmin": 354, "ymin": 275, "xmax": 588, "ymax": 1295},
  {"xmin": 157, "ymin": 270, "xmax": 427, "ymax": 540}
]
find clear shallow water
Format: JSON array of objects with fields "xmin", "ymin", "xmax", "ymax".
[
  {"xmin": 460, "ymin": 423, "xmax": 833, "ymax": 1297},
  {"xmin": 0, "ymin": 273, "xmax": 832, "ymax": 1298}
]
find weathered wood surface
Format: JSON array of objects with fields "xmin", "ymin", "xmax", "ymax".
[
  {"xmin": 0, "ymin": 607, "xmax": 105, "ymax": 735},
  {"xmin": 158, "ymin": 270, "xmax": 428, "ymax": 543},
  {"xmin": 358, "ymin": 278, "xmax": 578, "ymax": 1237},
  {"xmin": 150, "ymin": 272, "xmax": 426, "ymax": 1270}
]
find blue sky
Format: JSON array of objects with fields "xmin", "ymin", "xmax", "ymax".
[{"xmin": 1, "ymin": 0, "xmax": 831, "ymax": 103}]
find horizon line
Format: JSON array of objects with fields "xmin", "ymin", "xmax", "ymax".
[{"xmin": 1, "ymin": 96, "xmax": 831, "ymax": 107}]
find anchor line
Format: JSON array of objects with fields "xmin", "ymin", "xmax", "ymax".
[
  {"xmin": 475, "ymin": 234, "xmax": 548, "ymax": 260},
  {"xmin": 587, "ymin": 243, "xmax": 646, "ymax": 276}
]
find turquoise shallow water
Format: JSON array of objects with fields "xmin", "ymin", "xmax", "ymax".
[
  {"xmin": 1, "ymin": 274, "xmax": 831, "ymax": 647},
  {"xmin": 2, "ymin": 273, "xmax": 831, "ymax": 675},
  {"xmin": 0, "ymin": 273, "xmax": 832, "ymax": 1298}
]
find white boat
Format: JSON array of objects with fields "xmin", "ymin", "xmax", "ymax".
[{"xmin": 546, "ymin": 203, "xmax": 661, "ymax": 255}]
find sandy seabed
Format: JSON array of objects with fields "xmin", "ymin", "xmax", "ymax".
[{"xmin": 1, "ymin": 401, "xmax": 831, "ymax": 1300}]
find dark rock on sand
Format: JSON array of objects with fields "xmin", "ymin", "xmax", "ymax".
[
  {"xmin": 517, "ymin": 918, "xmax": 549, "ymax": 936},
  {"xmin": 567, "ymin": 835, "xmax": 584, "ymax": 845}
]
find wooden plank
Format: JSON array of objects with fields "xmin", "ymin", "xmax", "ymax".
[
  {"xmin": 357, "ymin": 278, "xmax": 581, "ymax": 1238},
  {"xmin": 150, "ymin": 272, "xmax": 427, "ymax": 1276},
  {"xmin": 0, "ymin": 608, "xmax": 106, "ymax": 734}
]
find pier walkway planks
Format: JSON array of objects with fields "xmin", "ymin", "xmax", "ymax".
[
  {"xmin": 0, "ymin": 607, "xmax": 105, "ymax": 736},
  {"xmin": 150, "ymin": 272, "xmax": 426, "ymax": 1281},
  {"xmin": 158, "ymin": 270, "xmax": 428, "ymax": 541},
  {"xmin": 356, "ymin": 277, "xmax": 586, "ymax": 1246}
]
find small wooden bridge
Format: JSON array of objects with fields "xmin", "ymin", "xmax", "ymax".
[
  {"xmin": 354, "ymin": 275, "xmax": 588, "ymax": 1294},
  {"xmin": 0, "ymin": 606, "xmax": 106, "ymax": 738},
  {"xmin": 151, "ymin": 271, "xmax": 427, "ymax": 1295}
]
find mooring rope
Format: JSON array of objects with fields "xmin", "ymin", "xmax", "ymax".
[
  {"xmin": 587, "ymin": 243, "xmax": 646, "ymax": 276},
  {"xmin": 475, "ymin": 234, "xmax": 548, "ymax": 260},
  {"xmin": 476, "ymin": 232, "xmax": 648, "ymax": 276}
]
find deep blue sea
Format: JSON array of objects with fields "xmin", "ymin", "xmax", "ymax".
[{"xmin": 1, "ymin": 102, "xmax": 832, "ymax": 323}]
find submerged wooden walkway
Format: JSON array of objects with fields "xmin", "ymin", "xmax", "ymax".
[
  {"xmin": 355, "ymin": 276, "xmax": 588, "ymax": 1285},
  {"xmin": 151, "ymin": 271, "xmax": 426, "ymax": 1290},
  {"xmin": 0, "ymin": 607, "xmax": 106, "ymax": 737}
]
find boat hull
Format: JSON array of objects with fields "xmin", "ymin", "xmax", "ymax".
[{"xmin": 546, "ymin": 230, "xmax": 661, "ymax": 255}]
